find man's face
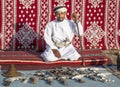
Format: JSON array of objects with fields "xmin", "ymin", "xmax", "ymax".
[{"xmin": 55, "ymin": 12, "xmax": 66, "ymax": 21}]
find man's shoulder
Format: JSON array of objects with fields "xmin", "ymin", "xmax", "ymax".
[
  {"xmin": 47, "ymin": 20, "xmax": 56, "ymax": 25},
  {"xmin": 65, "ymin": 19, "xmax": 74, "ymax": 23},
  {"xmin": 64, "ymin": 19, "xmax": 75, "ymax": 25}
]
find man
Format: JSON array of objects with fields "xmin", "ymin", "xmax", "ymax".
[{"xmin": 41, "ymin": 5, "xmax": 83, "ymax": 62}]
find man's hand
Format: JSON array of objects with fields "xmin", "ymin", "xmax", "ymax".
[
  {"xmin": 52, "ymin": 49, "xmax": 61, "ymax": 58},
  {"xmin": 72, "ymin": 12, "xmax": 79, "ymax": 23}
]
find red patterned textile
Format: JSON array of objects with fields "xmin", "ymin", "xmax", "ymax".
[
  {"xmin": 0, "ymin": 0, "xmax": 120, "ymax": 51},
  {"xmin": 0, "ymin": 49, "xmax": 108, "ymax": 69}
]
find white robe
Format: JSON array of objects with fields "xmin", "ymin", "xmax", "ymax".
[{"xmin": 41, "ymin": 19, "xmax": 83, "ymax": 62}]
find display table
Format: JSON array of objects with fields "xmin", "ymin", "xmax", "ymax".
[{"xmin": 0, "ymin": 66, "xmax": 120, "ymax": 87}]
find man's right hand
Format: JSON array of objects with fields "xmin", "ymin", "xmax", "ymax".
[{"xmin": 52, "ymin": 49, "xmax": 61, "ymax": 58}]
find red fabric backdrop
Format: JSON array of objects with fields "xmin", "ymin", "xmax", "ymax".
[{"xmin": 0, "ymin": 0, "xmax": 120, "ymax": 51}]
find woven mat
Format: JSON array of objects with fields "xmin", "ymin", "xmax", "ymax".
[{"xmin": 0, "ymin": 49, "xmax": 108, "ymax": 70}]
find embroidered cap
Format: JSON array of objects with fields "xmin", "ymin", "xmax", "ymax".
[{"xmin": 53, "ymin": 5, "xmax": 67, "ymax": 12}]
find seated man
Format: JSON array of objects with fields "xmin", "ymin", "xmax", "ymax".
[{"xmin": 41, "ymin": 5, "xmax": 83, "ymax": 62}]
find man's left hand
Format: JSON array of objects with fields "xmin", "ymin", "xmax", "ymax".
[{"xmin": 71, "ymin": 12, "xmax": 79, "ymax": 23}]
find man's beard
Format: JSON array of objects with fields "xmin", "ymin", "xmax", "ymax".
[{"xmin": 57, "ymin": 17, "xmax": 64, "ymax": 22}]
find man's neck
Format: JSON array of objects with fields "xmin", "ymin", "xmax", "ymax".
[{"xmin": 56, "ymin": 19, "xmax": 66, "ymax": 22}]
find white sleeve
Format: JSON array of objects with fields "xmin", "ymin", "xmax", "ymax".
[
  {"xmin": 76, "ymin": 21, "xmax": 83, "ymax": 36},
  {"xmin": 44, "ymin": 24, "xmax": 58, "ymax": 50},
  {"xmin": 70, "ymin": 20, "xmax": 83, "ymax": 36}
]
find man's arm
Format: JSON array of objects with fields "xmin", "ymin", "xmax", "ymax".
[
  {"xmin": 71, "ymin": 13, "xmax": 83, "ymax": 36},
  {"xmin": 44, "ymin": 24, "xmax": 61, "ymax": 58},
  {"xmin": 44, "ymin": 24, "xmax": 58, "ymax": 50}
]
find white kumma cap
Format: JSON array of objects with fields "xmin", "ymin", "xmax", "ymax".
[{"xmin": 53, "ymin": 5, "xmax": 67, "ymax": 12}]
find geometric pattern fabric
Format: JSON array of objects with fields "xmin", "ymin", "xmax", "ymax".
[{"xmin": 0, "ymin": 0, "xmax": 120, "ymax": 51}]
